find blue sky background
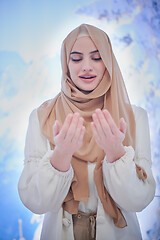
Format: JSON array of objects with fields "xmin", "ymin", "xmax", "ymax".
[{"xmin": 0, "ymin": 0, "xmax": 160, "ymax": 239}]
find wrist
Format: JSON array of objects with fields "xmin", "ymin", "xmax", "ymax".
[
  {"xmin": 106, "ymin": 146, "xmax": 126, "ymax": 163},
  {"xmin": 54, "ymin": 146, "xmax": 73, "ymax": 159},
  {"xmin": 50, "ymin": 147, "xmax": 72, "ymax": 172}
]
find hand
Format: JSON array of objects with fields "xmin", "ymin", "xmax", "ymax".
[
  {"xmin": 50, "ymin": 112, "xmax": 86, "ymax": 171},
  {"xmin": 91, "ymin": 109, "xmax": 127, "ymax": 163}
]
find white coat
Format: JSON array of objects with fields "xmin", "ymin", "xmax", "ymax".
[{"xmin": 18, "ymin": 105, "xmax": 156, "ymax": 240}]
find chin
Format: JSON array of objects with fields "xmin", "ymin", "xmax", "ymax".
[{"xmin": 78, "ymin": 86, "xmax": 97, "ymax": 93}]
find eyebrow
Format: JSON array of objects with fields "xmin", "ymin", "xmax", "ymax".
[
  {"xmin": 90, "ymin": 50, "xmax": 99, "ymax": 54},
  {"xmin": 70, "ymin": 50, "xmax": 99, "ymax": 55},
  {"xmin": 70, "ymin": 51, "xmax": 82, "ymax": 55}
]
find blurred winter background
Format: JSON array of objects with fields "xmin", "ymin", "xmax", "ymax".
[{"xmin": 0, "ymin": 0, "xmax": 160, "ymax": 239}]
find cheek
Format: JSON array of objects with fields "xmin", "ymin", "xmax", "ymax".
[
  {"xmin": 97, "ymin": 63, "xmax": 106, "ymax": 76},
  {"xmin": 68, "ymin": 62, "xmax": 80, "ymax": 78},
  {"xmin": 68, "ymin": 62, "xmax": 74, "ymax": 78}
]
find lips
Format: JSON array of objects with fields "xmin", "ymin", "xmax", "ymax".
[{"xmin": 79, "ymin": 74, "xmax": 97, "ymax": 82}]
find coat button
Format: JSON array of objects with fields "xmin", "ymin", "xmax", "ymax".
[
  {"xmin": 62, "ymin": 218, "xmax": 71, "ymax": 227},
  {"xmin": 96, "ymin": 216, "xmax": 105, "ymax": 224}
]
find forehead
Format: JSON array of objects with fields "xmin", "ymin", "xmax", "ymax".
[{"xmin": 71, "ymin": 36, "xmax": 97, "ymax": 52}]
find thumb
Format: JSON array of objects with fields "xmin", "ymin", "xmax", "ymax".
[
  {"xmin": 119, "ymin": 118, "xmax": 127, "ymax": 134},
  {"xmin": 53, "ymin": 120, "xmax": 61, "ymax": 137}
]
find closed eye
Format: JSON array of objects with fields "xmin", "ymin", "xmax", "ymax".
[
  {"xmin": 91, "ymin": 51, "xmax": 102, "ymax": 61},
  {"xmin": 92, "ymin": 57, "xmax": 102, "ymax": 61},
  {"xmin": 70, "ymin": 52, "xmax": 82, "ymax": 62},
  {"xmin": 71, "ymin": 58, "xmax": 82, "ymax": 62}
]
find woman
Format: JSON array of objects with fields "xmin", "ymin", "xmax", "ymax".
[{"xmin": 18, "ymin": 24, "xmax": 156, "ymax": 240}]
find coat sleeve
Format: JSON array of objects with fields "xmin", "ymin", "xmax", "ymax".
[
  {"xmin": 18, "ymin": 109, "xmax": 74, "ymax": 214},
  {"xmin": 102, "ymin": 106, "xmax": 156, "ymax": 212}
]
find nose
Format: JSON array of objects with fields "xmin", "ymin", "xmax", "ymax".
[{"xmin": 81, "ymin": 58, "xmax": 93, "ymax": 72}]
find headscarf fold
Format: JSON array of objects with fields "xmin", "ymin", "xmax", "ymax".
[{"xmin": 37, "ymin": 24, "xmax": 146, "ymax": 228}]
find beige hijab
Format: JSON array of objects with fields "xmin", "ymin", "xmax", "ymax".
[{"xmin": 38, "ymin": 24, "xmax": 146, "ymax": 228}]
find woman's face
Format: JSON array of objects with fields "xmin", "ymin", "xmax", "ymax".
[{"xmin": 68, "ymin": 36, "xmax": 106, "ymax": 92}]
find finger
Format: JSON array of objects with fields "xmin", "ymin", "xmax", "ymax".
[
  {"xmin": 95, "ymin": 109, "xmax": 111, "ymax": 137},
  {"xmin": 77, "ymin": 125, "xmax": 86, "ymax": 145},
  {"xmin": 119, "ymin": 118, "xmax": 127, "ymax": 134},
  {"xmin": 72, "ymin": 117, "xmax": 84, "ymax": 142},
  {"xmin": 58, "ymin": 113, "xmax": 73, "ymax": 140},
  {"xmin": 92, "ymin": 111, "xmax": 106, "ymax": 139},
  {"xmin": 66, "ymin": 112, "xmax": 80, "ymax": 141},
  {"xmin": 91, "ymin": 122, "xmax": 101, "ymax": 144},
  {"xmin": 103, "ymin": 109, "xmax": 119, "ymax": 135},
  {"xmin": 53, "ymin": 120, "xmax": 61, "ymax": 137}
]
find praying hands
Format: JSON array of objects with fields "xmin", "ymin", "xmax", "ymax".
[
  {"xmin": 91, "ymin": 109, "xmax": 126, "ymax": 163},
  {"xmin": 51, "ymin": 109, "xmax": 127, "ymax": 171}
]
